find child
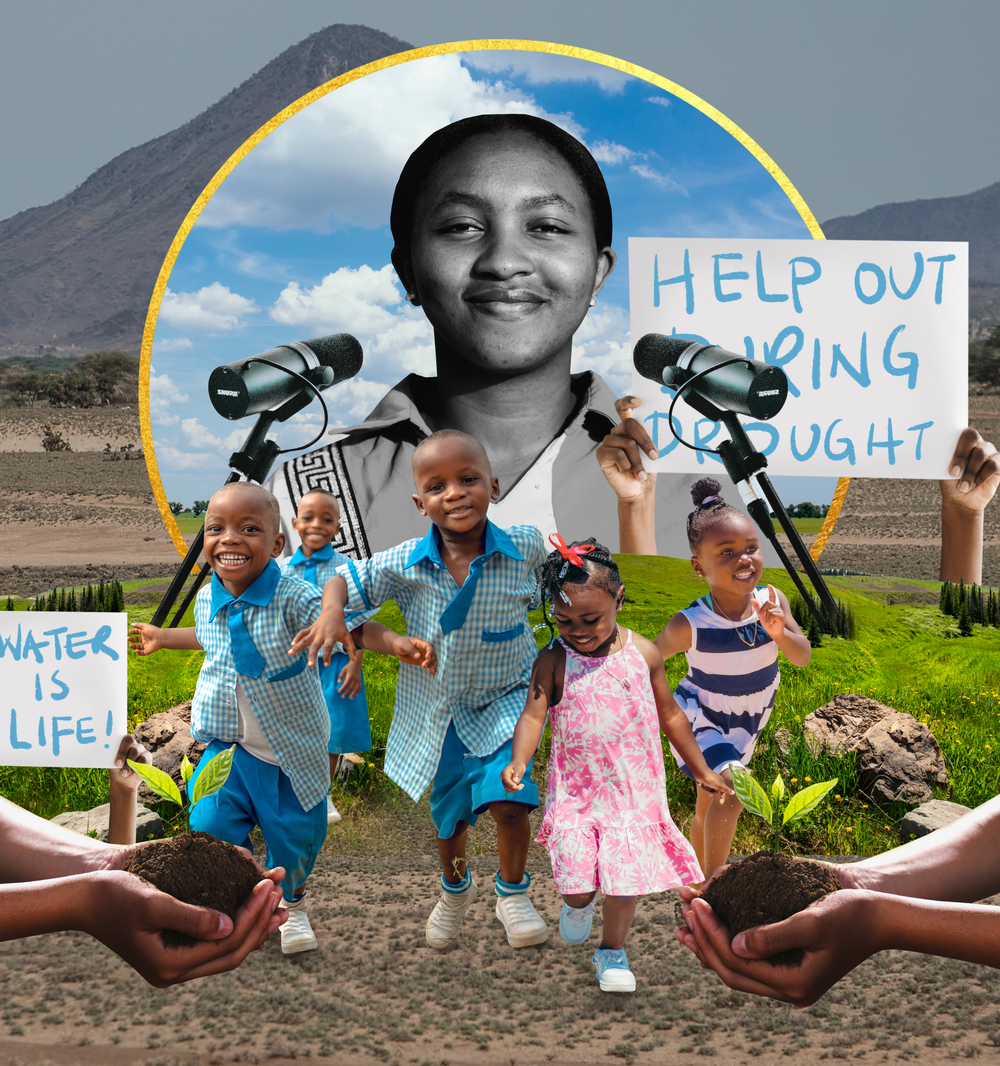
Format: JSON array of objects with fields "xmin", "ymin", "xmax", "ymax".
[
  {"xmin": 501, "ymin": 536, "xmax": 732, "ymax": 992},
  {"xmin": 281, "ymin": 488, "xmax": 372, "ymax": 826},
  {"xmin": 655, "ymin": 478, "xmax": 812, "ymax": 880},
  {"xmin": 129, "ymin": 481, "xmax": 430, "ymax": 955},
  {"xmin": 292, "ymin": 429, "xmax": 551, "ymax": 952}
]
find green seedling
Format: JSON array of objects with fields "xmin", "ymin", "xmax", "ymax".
[
  {"xmin": 127, "ymin": 747, "xmax": 235, "ymax": 834},
  {"xmin": 730, "ymin": 764, "xmax": 838, "ymax": 852}
]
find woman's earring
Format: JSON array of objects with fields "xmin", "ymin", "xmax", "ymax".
[
  {"xmin": 589, "ymin": 295, "xmax": 597, "ymax": 307},
  {"xmin": 405, "ymin": 292, "xmax": 420, "ymax": 306}
]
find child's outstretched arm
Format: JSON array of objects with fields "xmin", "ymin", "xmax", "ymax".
[
  {"xmin": 289, "ymin": 574, "xmax": 356, "ymax": 668},
  {"xmin": 751, "ymin": 585, "xmax": 811, "ymax": 667},
  {"xmin": 940, "ymin": 427, "xmax": 999, "ymax": 584},
  {"xmin": 107, "ymin": 735, "xmax": 152, "ymax": 846},
  {"xmin": 501, "ymin": 647, "xmax": 561, "ymax": 793},
  {"xmin": 128, "ymin": 624, "xmax": 202, "ymax": 656},
  {"xmin": 635, "ymin": 633, "xmax": 733, "ymax": 799},
  {"xmin": 653, "ymin": 611, "xmax": 693, "ymax": 661},
  {"xmin": 596, "ymin": 396, "xmax": 660, "ymax": 555},
  {"xmin": 355, "ymin": 621, "xmax": 437, "ymax": 675}
]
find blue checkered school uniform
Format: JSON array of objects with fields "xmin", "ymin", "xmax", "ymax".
[
  {"xmin": 341, "ymin": 522, "xmax": 546, "ymax": 801},
  {"xmin": 280, "ymin": 545, "xmax": 372, "ymax": 754},
  {"xmin": 191, "ymin": 559, "xmax": 330, "ymax": 811},
  {"xmin": 668, "ymin": 588, "xmax": 780, "ymax": 777}
]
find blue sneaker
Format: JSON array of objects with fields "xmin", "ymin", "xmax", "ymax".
[
  {"xmin": 592, "ymin": 947, "xmax": 636, "ymax": 992},
  {"xmin": 559, "ymin": 901, "xmax": 595, "ymax": 945}
]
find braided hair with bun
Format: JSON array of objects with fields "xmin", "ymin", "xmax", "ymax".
[
  {"xmin": 537, "ymin": 536, "xmax": 622, "ymax": 641},
  {"xmin": 686, "ymin": 478, "xmax": 742, "ymax": 553}
]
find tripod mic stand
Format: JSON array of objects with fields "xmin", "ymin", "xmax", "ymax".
[
  {"xmin": 675, "ymin": 383, "xmax": 839, "ymax": 632},
  {"xmin": 150, "ymin": 388, "xmax": 314, "ymax": 628}
]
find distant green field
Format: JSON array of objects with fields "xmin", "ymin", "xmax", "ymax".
[
  {"xmin": 790, "ymin": 516, "xmax": 825, "ymax": 535},
  {"xmin": 172, "ymin": 512, "xmax": 204, "ymax": 536},
  {"xmin": 4, "ymin": 562, "xmax": 998, "ymax": 857}
]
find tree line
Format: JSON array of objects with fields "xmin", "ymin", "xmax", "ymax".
[{"xmin": 0, "ymin": 350, "xmax": 139, "ymax": 408}]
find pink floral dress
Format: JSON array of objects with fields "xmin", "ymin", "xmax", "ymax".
[{"xmin": 537, "ymin": 630, "xmax": 703, "ymax": 896}]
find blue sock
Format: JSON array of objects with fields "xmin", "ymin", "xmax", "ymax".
[
  {"xmin": 496, "ymin": 871, "xmax": 530, "ymax": 896},
  {"xmin": 441, "ymin": 869, "xmax": 472, "ymax": 894}
]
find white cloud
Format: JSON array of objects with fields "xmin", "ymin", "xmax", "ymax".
[
  {"xmin": 646, "ymin": 95, "xmax": 672, "ymax": 109},
  {"xmin": 590, "ymin": 141, "xmax": 637, "ymax": 166},
  {"xmin": 180, "ymin": 418, "xmax": 245, "ymax": 453},
  {"xmin": 570, "ymin": 302, "xmax": 632, "ymax": 397},
  {"xmin": 158, "ymin": 282, "xmax": 258, "ymax": 333},
  {"xmin": 269, "ymin": 263, "xmax": 435, "ymax": 386},
  {"xmin": 154, "ymin": 444, "xmax": 218, "ymax": 471},
  {"xmin": 630, "ymin": 164, "xmax": 687, "ymax": 194},
  {"xmin": 460, "ymin": 51, "xmax": 633, "ymax": 93},
  {"xmin": 148, "ymin": 366, "xmax": 190, "ymax": 427},
  {"xmin": 151, "ymin": 337, "xmax": 193, "ymax": 353},
  {"xmin": 197, "ymin": 53, "xmax": 589, "ymax": 233}
]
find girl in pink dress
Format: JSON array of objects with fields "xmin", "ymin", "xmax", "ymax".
[{"xmin": 501, "ymin": 536, "xmax": 732, "ymax": 992}]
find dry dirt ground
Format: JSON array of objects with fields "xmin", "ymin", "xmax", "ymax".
[
  {"xmin": 0, "ymin": 406, "xmax": 180, "ymax": 583},
  {"xmin": 2, "ymin": 400, "xmax": 1000, "ymax": 593},
  {"xmin": 804, "ymin": 396, "xmax": 1000, "ymax": 586},
  {"xmin": 3, "ymin": 846, "xmax": 1000, "ymax": 1066}
]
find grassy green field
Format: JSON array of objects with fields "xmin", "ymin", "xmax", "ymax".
[
  {"xmin": 172, "ymin": 511, "xmax": 204, "ymax": 537},
  {"xmin": 3, "ymin": 560, "xmax": 998, "ymax": 857}
]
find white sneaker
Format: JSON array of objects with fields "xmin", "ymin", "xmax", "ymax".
[
  {"xmin": 425, "ymin": 876, "xmax": 478, "ymax": 950},
  {"xmin": 280, "ymin": 900, "xmax": 318, "ymax": 954},
  {"xmin": 326, "ymin": 796, "xmax": 341, "ymax": 824},
  {"xmin": 495, "ymin": 891, "xmax": 549, "ymax": 947}
]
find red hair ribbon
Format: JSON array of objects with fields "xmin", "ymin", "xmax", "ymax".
[{"xmin": 549, "ymin": 534, "xmax": 596, "ymax": 569}]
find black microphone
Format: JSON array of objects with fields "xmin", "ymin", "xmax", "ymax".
[
  {"xmin": 633, "ymin": 334, "xmax": 787, "ymax": 420},
  {"xmin": 208, "ymin": 334, "xmax": 363, "ymax": 420}
]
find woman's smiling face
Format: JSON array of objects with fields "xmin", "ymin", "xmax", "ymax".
[{"xmin": 397, "ymin": 130, "xmax": 616, "ymax": 377}]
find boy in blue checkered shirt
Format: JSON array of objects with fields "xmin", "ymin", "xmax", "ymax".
[
  {"xmin": 129, "ymin": 481, "xmax": 434, "ymax": 955},
  {"xmin": 292, "ymin": 430, "xmax": 551, "ymax": 952}
]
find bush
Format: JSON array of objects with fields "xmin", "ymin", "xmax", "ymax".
[
  {"xmin": 40, "ymin": 425, "xmax": 71, "ymax": 452},
  {"xmin": 168, "ymin": 501, "xmax": 186, "ymax": 515}
]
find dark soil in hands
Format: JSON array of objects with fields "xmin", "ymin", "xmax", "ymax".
[
  {"xmin": 123, "ymin": 830, "xmax": 261, "ymax": 946},
  {"xmin": 701, "ymin": 850, "xmax": 841, "ymax": 966}
]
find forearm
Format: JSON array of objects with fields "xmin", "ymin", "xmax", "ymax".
[
  {"xmin": 773, "ymin": 630, "xmax": 811, "ymax": 667},
  {"xmin": 660, "ymin": 706, "xmax": 709, "ymax": 776},
  {"xmin": 870, "ymin": 892, "xmax": 1000, "ymax": 967},
  {"xmin": 617, "ymin": 493, "xmax": 657, "ymax": 555},
  {"xmin": 0, "ymin": 873, "xmax": 99, "ymax": 942},
  {"xmin": 0, "ymin": 797, "xmax": 121, "ymax": 882},
  {"xmin": 320, "ymin": 575, "xmax": 350, "ymax": 614},
  {"xmin": 511, "ymin": 713, "xmax": 546, "ymax": 768},
  {"xmin": 845, "ymin": 794, "xmax": 1000, "ymax": 902},
  {"xmin": 940, "ymin": 500, "xmax": 984, "ymax": 584},
  {"xmin": 107, "ymin": 779, "xmax": 138, "ymax": 847},
  {"xmin": 160, "ymin": 627, "xmax": 202, "ymax": 651},
  {"xmin": 356, "ymin": 621, "xmax": 397, "ymax": 656}
]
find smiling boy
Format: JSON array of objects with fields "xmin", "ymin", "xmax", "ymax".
[
  {"xmin": 292, "ymin": 430, "xmax": 551, "ymax": 951},
  {"xmin": 130, "ymin": 481, "xmax": 430, "ymax": 954}
]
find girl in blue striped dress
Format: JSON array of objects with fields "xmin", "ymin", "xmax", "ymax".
[{"xmin": 655, "ymin": 478, "xmax": 812, "ymax": 881}]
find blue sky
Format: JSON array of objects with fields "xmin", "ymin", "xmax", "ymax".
[{"xmin": 148, "ymin": 47, "xmax": 832, "ymax": 507}]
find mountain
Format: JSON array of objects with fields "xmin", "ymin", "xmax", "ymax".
[{"xmin": 0, "ymin": 24, "xmax": 411, "ymax": 356}]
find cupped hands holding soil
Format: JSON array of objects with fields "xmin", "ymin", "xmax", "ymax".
[
  {"xmin": 123, "ymin": 831, "xmax": 262, "ymax": 946},
  {"xmin": 700, "ymin": 850, "xmax": 841, "ymax": 965}
]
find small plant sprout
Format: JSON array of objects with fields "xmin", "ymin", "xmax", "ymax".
[
  {"xmin": 729, "ymin": 764, "xmax": 838, "ymax": 852},
  {"xmin": 127, "ymin": 747, "xmax": 235, "ymax": 834}
]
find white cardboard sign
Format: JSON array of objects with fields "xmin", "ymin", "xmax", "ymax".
[
  {"xmin": 0, "ymin": 612, "xmax": 128, "ymax": 768},
  {"xmin": 628, "ymin": 238, "xmax": 968, "ymax": 478}
]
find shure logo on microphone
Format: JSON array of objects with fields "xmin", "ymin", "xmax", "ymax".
[
  {"xmin": 216, "ymin": 389, "xmax": 240, "ymax": 397},
  {"xmin": 757, "ymin": 389, "xmax": 781, "ymax": 397}
]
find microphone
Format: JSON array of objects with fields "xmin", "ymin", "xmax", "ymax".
[
  {"xmin": 633, "ymin": 334, "xmax": 787, "ymax": 420},
  {"xmin": 208, "ymin": 334, "xmax": 363, "ymax": 420}
]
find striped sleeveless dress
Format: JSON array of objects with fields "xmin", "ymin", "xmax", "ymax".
[{"xmin": 667, "ymin": 587, "xmax": 779, "ymax": 778}]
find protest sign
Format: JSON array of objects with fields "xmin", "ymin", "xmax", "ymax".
[
  {"xmin": 0, "ymin": 613, "xmax": 127, "ymax": 768},
  {"xmin": 629, "ymin": 238, "xmax": 968, "ymax": 479}
]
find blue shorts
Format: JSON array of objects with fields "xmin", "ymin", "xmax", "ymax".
[
  {"xmin": 429, "ymin": 720, "xmax": 539, "ymax": 840},
  {"xmin": 189, "ymin": 741, "xmax": 328, "ymax": 901},
  {"xmin": 320, "ymin": 651, "xmax": 372, "ymax": 754}
]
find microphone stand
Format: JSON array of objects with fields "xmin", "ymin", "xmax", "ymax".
[
  {"xmin": 150, "ymin": 387, "xmax": 318, "ymax": 628},
  {"xmin": 678, "ymin": 389, "xmax": 839, "ymax": 633}
]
